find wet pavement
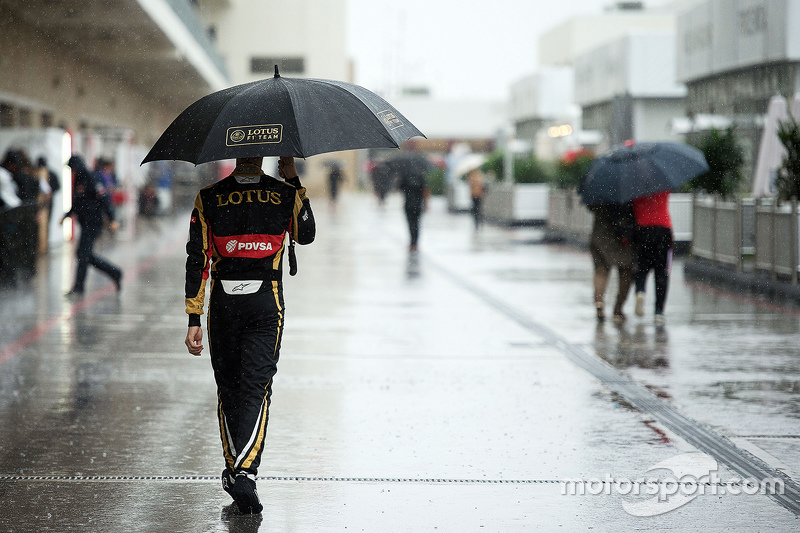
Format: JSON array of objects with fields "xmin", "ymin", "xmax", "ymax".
[{"xmin": 1, "ymin": 192, "xmax": 799, "ymax": 531}]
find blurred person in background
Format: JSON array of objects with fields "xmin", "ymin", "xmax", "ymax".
[
  {"xmin": 0, "ymin": 160, "xmax": 22, "ymax": 287},
  {"xmin": 2, "ymin": 149, "xmax": 41, "ymax": 278},
  {"xmin": 589, "ymin": 203, "xmax": 635, "ymax": 323},
  {"xmin": 95, "ymin": 157, "xmax": 120, "ymax": 217},
  {"xmin": 37, "ymin": 156, "xmax": 60, "ymax": 226},
  {"xmin": 138, "ymin": 178, "xmax": 160, "ymax": 231},
  {"xmin": 371, "ymin": 160, "xmax": 392, "ymax": 206},
  {"xmin": 632, "ymin": 191, "xmax": 673, "ymax": 325},
  {"xmin": 327, "ymin": 162, "xmax": 344, "ymax": 205},
  {"xmin": 468, "ymin": 167, "xmax": 485, "ymax": 230},
  {"xmin": 397, "ymin": 165, "xmax": 430, "ymax": 252},
  {"xmin": 61, "ymin": 155, "xmax": 122, "ymax": 295}
]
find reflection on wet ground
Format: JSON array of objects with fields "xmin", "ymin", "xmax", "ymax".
[
  {"xmin": 0, "ymin": 194, "xmax": 799, "ymax": 530},
  {"xmin": 593, "ymin": 322, "xmax": 671, "ymax": 370}
]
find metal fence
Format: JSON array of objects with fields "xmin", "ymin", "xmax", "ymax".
[
  {"xmin": 691, "ymin": 195, "xmax": 799, "ymax": 284},
  {"xmin": 754, "ymin": 199, "xmax": 799, "ymax": 284},
  {"xmin": 691, "ymin": 196, "xmax": 748, "ymax": 269}
]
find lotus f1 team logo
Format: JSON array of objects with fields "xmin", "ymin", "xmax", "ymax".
[
  {"xmin": 226, "ymin": 124, "xmax": 282, "ymax": 146},
  {"xmin": 226, "ymin": 240, "xmax": 238, "ymax": 254}
]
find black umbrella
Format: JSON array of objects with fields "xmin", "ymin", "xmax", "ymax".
[
  {"xmin": 142, "ymin": 66, "xmax": 425, "ymax": 165},
  {"xmin": 384, "ymin": 152, "xmax": 434, "ymax": 178},
  {"xmin": 578, "ymin": 142, "xmax": 709, "ymax": 205}
]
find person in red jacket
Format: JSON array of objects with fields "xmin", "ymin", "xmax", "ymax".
[{"xmin": 632, "ymin": 190, "xmax": 672, "ymax": 325}]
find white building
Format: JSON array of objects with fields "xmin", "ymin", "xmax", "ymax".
[
  {"xmin": 198, "ymin": 0, "xmax": 351, "ymax": 190},
  {"xmin": 198, "ymin": 0, "xmax": 348, "ymax": 85},
  {"xmin": 676, "ymin": 0, "xmax": 800, "ymax": 180},
  {"xmin": 574, "ymin": 31, "xmax": 687, "ymax": 149},
  {"xmin": 539, "ymin": 5, "xmax": 678, "ymax": 67},
  {"xmin": 511, "ymin": 1, "xmax": 694, "ymax": 159}
]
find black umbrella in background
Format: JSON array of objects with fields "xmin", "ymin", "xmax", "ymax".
[
  {"xmin": 579, "ymin": 142, "xmax": 709, "ymax": 205},
  {"xmin": 384, "ymin": 152, "xmax": 434, "ymax": 178},
  {"xmin": 142, "ymin": 66, "xmax": 425, "ymax": 165}
]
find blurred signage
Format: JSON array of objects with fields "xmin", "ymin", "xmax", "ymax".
[{"xmin": 677, "ymin": 0, "xmax": 800, "ymax": 82}]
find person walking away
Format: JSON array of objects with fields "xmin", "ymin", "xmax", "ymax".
[
  {"xmin": 398, "ymin": 166, "xmax": 429, "ymax": 252},
  {"xmin": 589, "ymin": 203, "xmax": 635, "ymax": 322},
  {"xmin": 371, "ymin": 161, "xmax": 391, "ymax": 206},
  {"xmin": 632, "ymin": 190, "xmax": 673, "ymax": 325},
  {"xmin": 1, "ymin": 150, "xmax": 41, "ymax": 278},
  {"xmin": 184, "ymin": 156, "xmax": 315, "ymax": 515},
  {"xmin": 327, "ymin": 163, "xmax": 343, "ymax": 205},
  {"xmin": 467, "ymin": 167, "xmax": 485, "ymax": 230},
  {"xmin": 61, "ymin": 155, "xmax": 122, "ymax": 295}
]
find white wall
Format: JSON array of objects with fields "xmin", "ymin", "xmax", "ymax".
[
  {"xmin": 677, "ymin": 0, "xmax": 800, "ymax": 82},
  {"xmin": 389, "ymin": 98, "xmax": 507, "ymax": 140},
  {"xmin": 539, "ymin": 13, "xmax": 677, "ymax": 67},
  {"xmin": 509, "ymin": 67, "xmax": 575, "ymax": 122},
  {"xmin": 208, "ymin": 0, "xmax": 348, "ymax": 85},
  {"xmin": 632, "ymin": 99, "xmax": 686, "ymax": 142},
  {"xmin": 575, "ymin": 32, "xmax": 686, "ymax": 107}
]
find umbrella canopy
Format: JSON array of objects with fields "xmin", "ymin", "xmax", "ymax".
[
  {"xmin": 384, "ymin": 152, "xmax": 434, "ymax": 178},
  {"xmin": 142, "ymin": 67, "xmax": 425, "ymax": 165},
  {"xmin": 578, "ymin": 142, "xmax": 709, "ymax": 205},
  {"xmin": 450, "ymin": 153, "xmax": 486, "ymax": 178}
]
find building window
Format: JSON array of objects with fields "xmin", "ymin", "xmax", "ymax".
[
  {"xmin": 41, "ymin": 112, "xmax": 53, "ymax": 128},
  {"xmin": 18, "ymin": 108, "xmax": 31, "ymax": 128},
  {"xmin": 251, "ymin": 57, "xmax": 305, "ymax": 75},
  {"xmin": 0, "ymin": 104, "xmax": 14, "ymax": 127}
]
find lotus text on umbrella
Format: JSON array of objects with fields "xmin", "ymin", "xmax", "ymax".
[{"xmin": 227, "ymin": 125, "xmax": 283, "ymax": 146}]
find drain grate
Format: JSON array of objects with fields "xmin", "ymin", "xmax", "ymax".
[
  {"xmin": 0, "ymin": 475, "xmax": 558, "ymax": 484},
  {"xmin": 0, "ymin": 475, "xmax": 762, "ymax": 488}
]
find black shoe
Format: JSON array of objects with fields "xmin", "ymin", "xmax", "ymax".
[
  {"xmin": 221, "ymin": 468, "xmax": 235, "ymax": 499},
  {"xmin": 231, "ymin": 472, "xmax": 262, "ymax": 514},
  {"xmin": 65, "ymin": 288, "xmax": 84, "ymax": 297}
]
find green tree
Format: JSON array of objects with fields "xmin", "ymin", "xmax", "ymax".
[
  {"xmin": 481, "ymin": 151, "xmax": 550, "ymax": 184},
  {"xmin": 426, "ymin": 167, "xmax": 445, "ymax": 196},
  {"xmin": 687, "ymin": 127, "xmax": 745, "ymax": 199},
  {"xmin": 775, "ymin": 116, "xmax": 800, "ymax": 202}
]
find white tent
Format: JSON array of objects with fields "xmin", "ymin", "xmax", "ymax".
[{"xmin": 752, "ymin": 95, "xmax": 792, "ymax": 197}]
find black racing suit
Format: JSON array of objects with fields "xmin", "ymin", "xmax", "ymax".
[{"xmin": 185, "ymin": 164, "xmax": 315, "ymax": 475}]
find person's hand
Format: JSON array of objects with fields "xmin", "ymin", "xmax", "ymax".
[
  {"xmin": 109, "ymin": 220, "xmax": 120, "ymax": 232},
  {"xmin": 278, "ymin": 156, "xmax": 298, "ymax": 179},
  {"xmin": 185, "ymin": 326, "xmax": 204, "ymax": 356}
]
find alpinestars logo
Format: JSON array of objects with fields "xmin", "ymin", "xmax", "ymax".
[{"xmin": 226, "ymin": 240, "xmax": 238, "ymax": 253}]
